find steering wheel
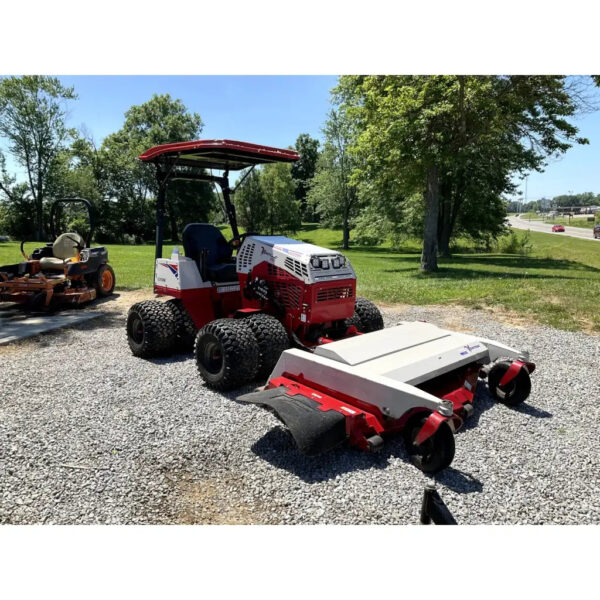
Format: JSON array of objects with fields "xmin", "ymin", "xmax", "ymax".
[{"xmin": 227, "ymin": 231, "xmax": 258, "ymax": 250}]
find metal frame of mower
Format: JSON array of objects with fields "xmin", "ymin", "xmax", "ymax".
[
  {"xmin": 0, "ymin": 198, "xmax": 116, "ymax": 308},
  {"xmin": 126, "ymin": 139, "xmax": 536, "ymax": 474}
]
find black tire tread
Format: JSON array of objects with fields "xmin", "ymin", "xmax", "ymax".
[
  {"xmin": 194, "ymin": 319, "xmax": 259, "ymax": 390},
  {"xmin": 95, "ymin": 263, "xmax": 116, "ymax": 297},
  {"xmin": 487, "ymin": 360, "xmax": 531, "ymax": 406},
  {"xmin": 126, "ymin": 300, "xmax": 177, "ymax": 358},
  {"xmin": 166, "ymin": 298, "xmax": 197, "ymax": 352},
  {"xmin": 353, "ymin": 297, "xmax": 384, "ymax": 333},
  {"xmin": 404, "ymin": 415, "xmax": 455, "ymax": 474},
  {"xmin": 242, "ymin": 313, "xmax": 290, "ymax": 379}
]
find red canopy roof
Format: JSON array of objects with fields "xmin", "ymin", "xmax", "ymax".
[{"xmin": 138, "ymin": 139, "xmax": 298, "ymax": 171}]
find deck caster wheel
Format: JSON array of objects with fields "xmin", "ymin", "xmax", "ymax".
[
  {"xmin": 488, "ymin": 361, "xmax": 531, "ymax": 407},
  {"xmin": 403, "ymin": 416, "xmax": 455, "ymax": 474},
  {"xmin": 194, "ymin": 319, "xmax": 259, "ymax": 390},
  {"xmin": 126, "ymin": 300, "xmax": 176, "ymax": 358}
]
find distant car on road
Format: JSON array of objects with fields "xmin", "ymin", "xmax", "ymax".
[
  {"xmin": 552, "ymin": 225, "xmax": 565, "ymax": 233},
  {"xmin": 594, "ymin": 225, "xmax": 600, "ymax": 239}
]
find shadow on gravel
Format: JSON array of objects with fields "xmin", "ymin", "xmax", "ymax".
[
  {"xmin": 146, "ymin": 352, "xmax": 193, "ymax": 365},
  {"xmin": 431, "ymin": 468, "xmax": 483, "ymax": 494},
  {"xmin": 461, "ymin": 386, "xmax": 552, "ymax": 433},
  {"xmin": 513, "ymin": 402, "xmax": 552, "ymax": 419},
  {"xmin": 251, "ymin": 427, "xmax": 424, "ymax": 484}
]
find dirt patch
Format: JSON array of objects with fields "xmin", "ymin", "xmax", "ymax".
[
  {"xmin": 89, "ymin": 288, "xmax": 155, "ymax": 315},
  {"xmin": 379, "ymin": 302, "xmax": 476, "ymax": 332},
  {"xmin": 379, "ymin": 301, "xmax": 545, "ymax": 332},
  {"xmin": 168, "ymin": 472, "xmax": 265, "ymax": 525}
]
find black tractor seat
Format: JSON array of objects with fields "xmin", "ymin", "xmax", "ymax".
[{"xmin": 182, "ymin": 223, "xmax": 237, "ymax": 283}]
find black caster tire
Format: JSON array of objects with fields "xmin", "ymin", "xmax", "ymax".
[
  {"xmin": 488, "ymin": 361, "xmax": 531, "ymax": 407},
  {"xmin": 194, "ymin": 319, "xmax": 259, "ymax": 391},
  {"xmin": 404, "ymin": 416, "xmax": 455, "ymax": 474},
  {"xmin": 126, "ymin": 300, "xmax": 177, "ymax": 358}
]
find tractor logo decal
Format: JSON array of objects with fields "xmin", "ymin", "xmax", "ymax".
[
  {"xmin": 162, "ymin": 263, "xmax": 179, "ymax": 279},
  {"xmin": 460, "ymin": 343, "xmax": 481, "ymax": 356}
]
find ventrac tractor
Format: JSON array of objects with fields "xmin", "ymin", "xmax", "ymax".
[{"xmin": 126, "ymin": 139, "xmax": 536, "ymax": 473}]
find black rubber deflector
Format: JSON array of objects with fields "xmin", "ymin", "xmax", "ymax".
[{"xmin": 238, "ymin": 388, "xmax": 347, "ymax": 455}]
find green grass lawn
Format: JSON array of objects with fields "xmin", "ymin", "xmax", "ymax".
[{"xmin": 2, "ymin": 226, "xmax": 599, "ymax": 332}]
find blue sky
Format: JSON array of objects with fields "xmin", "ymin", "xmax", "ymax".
[
  {"xmin": 2, "ymin": 75, "xmax": 599, "ymax": 200},
  {"xmin": 59, "ymin": 75, "xmax": 338, "ymax": 149}
]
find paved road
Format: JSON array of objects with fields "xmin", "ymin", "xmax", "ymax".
[{"xmin": 508, "ymin": 215, "xmax": 599, "ymax": 241}]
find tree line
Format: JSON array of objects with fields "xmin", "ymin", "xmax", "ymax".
[
  {"xmin": 508, "ymin": 192, "xmax": 600, "ymax": 213},
  {"xmin": 1, "ymin": 75, "xmax": 598, "ymax": 272}
]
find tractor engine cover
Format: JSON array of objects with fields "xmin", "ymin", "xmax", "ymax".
[{"xmin": 236, "ymin": 235, "xmax": 357, "ymax": 326}]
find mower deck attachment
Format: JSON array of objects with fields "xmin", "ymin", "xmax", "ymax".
[{"xmin": 239, "ymin": 321, "xmax": 535, "ymax": 473}]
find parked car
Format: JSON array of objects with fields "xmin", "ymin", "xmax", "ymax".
[
  {"xmin": 552, "ymin": 225, "xmax": 565, "ymax": 232},
  {"xmin": 594, "ymin": 225, "xmax": 600, "ymax": 239}
]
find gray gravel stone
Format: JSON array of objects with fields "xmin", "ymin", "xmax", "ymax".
[{"xmin": 0, "ymin": 301, "xmax": 598, "ymax": 524}]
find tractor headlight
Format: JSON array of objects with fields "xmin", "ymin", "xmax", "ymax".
[
  {"xmin": 80, "ymin": 250, "xmax": 89, "ymax": 262},
  {"xmin": 311, "ymin": 256, "xmax": 321, "ymax": 269},
  {"xmin": 320, "ymin": 258, "xmax": 330, "ymax": 269},
  {"xmin": 331, "ymin": 257, "xmax": 341, "ymax": 269}
]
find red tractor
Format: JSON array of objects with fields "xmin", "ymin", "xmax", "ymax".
[
  {"xmin": 126, "ymin": 139, "xmax": 535, "ymax": 472},
  {"xmin": 126, "ymin": 140, "xmax": 380, "ymax": 388}
]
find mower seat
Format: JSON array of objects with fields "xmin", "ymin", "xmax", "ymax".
[
  {"xmin": 39, "ymin": 232, "xmax": 84, "ymax": 271},
  {"xmin": 182, "ymin": 223, "xmax": 237, "ymax": 282}
]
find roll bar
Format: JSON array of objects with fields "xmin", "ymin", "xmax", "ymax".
[
  {"xmin": 138, "ymin": 139, "xmax": 299, "ymax": 263},
  {"xmin": 49, "ymin": 198, "xmax": 94, "ymax": 248}
]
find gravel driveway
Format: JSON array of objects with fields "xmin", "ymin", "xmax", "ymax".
[{"xmin": 1, "ymin": 292, "xmax": 599, "ymax": 524}]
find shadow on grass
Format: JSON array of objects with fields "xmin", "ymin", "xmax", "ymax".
[{"xmin": 378, "ymin": 254, "xmax": 600, "ymax": 281}]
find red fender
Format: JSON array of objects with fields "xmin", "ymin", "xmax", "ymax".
[
  {"xmin": 414, "ymin": 411, "xmax": 451, "ymax": 446},
  {"xmin": 499, "ymin": 360, "xmax": 531, "ymax": 386}
]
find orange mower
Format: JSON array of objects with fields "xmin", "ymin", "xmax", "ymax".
[{"xmin": 0, "ymin": 198, "xmax": 115, "ymax": 308}]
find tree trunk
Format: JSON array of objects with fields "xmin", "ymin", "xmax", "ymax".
[
  {"xmin": 437, "ymin": 176, "xmax": 453, "ymax": 257},
  {"xmin": 421, "ymin": 166, "xmax": 439, "ymax": 273},
  {"xmin": 35, "ymin": 196, "xmax": 43, "ymax": 241},
  {"xmin": 342, "ymin": 207, "xmax": 350, "ymax": 250}
]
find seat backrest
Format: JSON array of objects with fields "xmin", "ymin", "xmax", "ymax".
[
  {"xmin": 53, "ymin": 232, "xmax": 84, "ymax": 260},
  {"xmin": 182, "ymin": 223, "xmax": 232, "ymax": 267}
]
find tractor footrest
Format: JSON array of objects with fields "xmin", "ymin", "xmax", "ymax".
[{"xmin": 238, "ymin": 387, "xmax": 347, "ymax": 455}]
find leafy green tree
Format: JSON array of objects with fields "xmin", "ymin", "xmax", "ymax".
[
  {"xmin": 291, "ymin": 133, "xmax": 319, "ymax": 219},
  {"xmin": 235, "ymin": 168, "xmax": 267, "ymax": 233},
  {"xmin": 307, "ymin": 110, "xmax": 358, "ymax": 249},
  {"xmin": 100, "ymin": 94, "xmax": 213, "ymax": 242},
  {"xmin": 0, "ymin": 76, "xmax": 77, "ymax": 239},
  {"xmin": 235, "ymin": 163, "xmax": 300, "ymax": 235},
  {"xmin": 336, "ymin": 76, "xmax": 589, "ymax": 271}
]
